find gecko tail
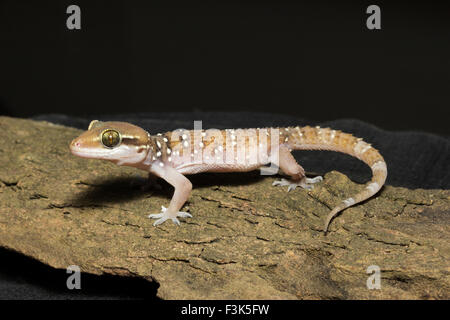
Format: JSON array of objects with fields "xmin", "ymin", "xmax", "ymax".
[
  {"xmin": 323, "ymin": 162, "xmax": 386, "ymax": 233},
  {"xmin": 284, "ymin": 126, "xmax": 388, "ymax": 233}
]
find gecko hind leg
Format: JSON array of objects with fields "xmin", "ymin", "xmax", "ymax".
[
  {"xmin": 271, "ymin": 145, "xmax": 323, "ymax": 191},
  {"xmin": 148, "ymin": 206, "xmax": 192, "ymax": 226}
]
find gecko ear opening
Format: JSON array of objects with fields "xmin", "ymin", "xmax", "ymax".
[{"xmin": 88, "ymin": 120, "xmax": 104, "ymax": 130}]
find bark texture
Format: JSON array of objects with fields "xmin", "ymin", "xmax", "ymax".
[{"xmin": 0, "ymin": 116, "xmax": 448, "ymax": 299}]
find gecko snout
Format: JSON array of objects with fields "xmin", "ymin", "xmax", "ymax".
[
  {"xmin": 69, "ymin": 137, "xmax": 85, "ymax": 156},
  {"xmin": 70, "ymin": 138, "xmax": 81, "ymax": 149}
]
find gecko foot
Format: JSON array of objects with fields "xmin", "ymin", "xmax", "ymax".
[
  {"xmin": 272, "ymin": 176, "xmax": 323, "ymax": 191},
  {"xmin": 148, "ymin": 206, "xmax": 192, "ymax": 226}
]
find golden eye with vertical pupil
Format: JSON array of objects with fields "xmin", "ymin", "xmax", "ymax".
[{"xmin": 101, "ymin": 129, "xmax": 121, "ymax": 148}]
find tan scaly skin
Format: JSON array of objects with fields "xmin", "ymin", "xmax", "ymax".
[{"xmin": 70, "ymin": 120, "xmax": 387, "ymax": 234}]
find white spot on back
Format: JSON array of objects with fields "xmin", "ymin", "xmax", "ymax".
[{"xmin": 330, "ymin": 130, "xmax": 336, "ymax": 140}]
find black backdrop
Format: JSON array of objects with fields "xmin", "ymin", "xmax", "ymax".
[{"xmin": 1, "ymin": 0, "xmax": 449, "ymax": 135}]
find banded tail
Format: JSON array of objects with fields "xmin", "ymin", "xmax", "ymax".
[{"xmin": 281, "ymin": 126, "xmax": 388, "ymax": 233}]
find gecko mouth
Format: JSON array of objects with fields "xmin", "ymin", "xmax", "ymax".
[
  {"xmin": 70, "ymin": 147, "xmax": 116, "ymax": 160},
  {"xmin": 70, "ymin": 146, "xmax": 99, "ymax": 158},
  {"xmin": 70, "ymin": 140, "xmax": 104, "ymax": 159},
  {"xmin": 69, "ymin": 140, "xmax": 138, "ymax": 162},
  {"xmin": 70, "ymin": 146, "xmax": 111, "ymax": 158}
]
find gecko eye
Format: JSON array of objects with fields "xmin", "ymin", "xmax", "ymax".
[{"xmin": 101, "ymin": 129, "xmax": 121, "ymax": 148}]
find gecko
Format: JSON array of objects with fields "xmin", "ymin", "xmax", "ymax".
[{"xmin": 70, "ymin": 120, "xmax": 387, "ymax": 233}]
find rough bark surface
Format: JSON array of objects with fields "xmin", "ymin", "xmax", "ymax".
[{"xmin": 0, "ymin": 116, "xmax": 448, "ymax": 299}]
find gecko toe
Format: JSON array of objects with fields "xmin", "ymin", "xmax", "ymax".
[
  {"xmin": 148, "ymin": 213, "xmax": 164, "ymax": 219},
  {"xmin": 305, "ymin": 176, "xmax": 323, "ymax": 184},
  {"xmin": 272, "ymin": 178, "xmax": 290, "ymax": 187},
  {"xmin": 177, "ymin": 212, "xmax": 193, "ymax": 218},
  {"xmin": 152, "ymin": 217, "xmax": 168, "ymax": 226},
  {"xmin": 273, "ymin": 176, "xmax": 323, "ymax": 192}
]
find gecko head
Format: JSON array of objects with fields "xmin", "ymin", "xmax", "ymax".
[{"xmin": 70, "ymin": 120, "xmax": 151, "ymax": 165}]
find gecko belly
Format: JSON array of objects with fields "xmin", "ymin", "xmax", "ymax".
[{"xmin": 175, "ymin": 162, "xmax": 266, "ymax": 175}]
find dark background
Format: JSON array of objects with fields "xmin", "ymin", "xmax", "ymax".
[{"xmin": 0, "ymin": 0, "xmax": 449, "ymax": 135}]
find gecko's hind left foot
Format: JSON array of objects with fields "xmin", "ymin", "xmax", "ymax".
[
  {"xmin": 148, "ymin": 206, "xmax": 192, "ymax": 226},
  {"xmin": 272, "ymin": 176, "xmax": 323, "ymax": 191}
]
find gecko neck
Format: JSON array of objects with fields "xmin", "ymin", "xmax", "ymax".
[{"xmin": 128, "ymin": 134, "xmax": 171, "ymax": 171}]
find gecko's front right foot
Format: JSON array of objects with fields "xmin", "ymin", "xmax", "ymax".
[
  {"xmin": 272, "ymin": 176, "xmax": 323, "ymax": 191},
  {"xmin": 148, "ymin": 206, "xmax": 192, "ymax": 226}
]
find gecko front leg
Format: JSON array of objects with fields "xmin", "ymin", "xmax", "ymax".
[{"xmin": 148, "ymin": 163, "xmax": 193, "ymax": 226}]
